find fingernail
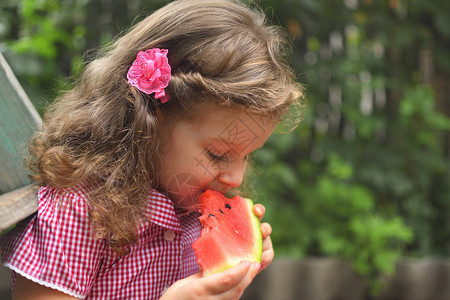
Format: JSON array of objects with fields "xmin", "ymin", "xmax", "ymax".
[{"xmin": 252, "ymin": 262, "xmax": 261, "ymax": 271}]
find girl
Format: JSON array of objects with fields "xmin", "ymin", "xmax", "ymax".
[{"xmin": 1, "ymin": 0, "xmax": 303, "ymax": 299}]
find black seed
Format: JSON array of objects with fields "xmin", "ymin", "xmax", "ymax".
[
  {"xmin": 219, "ymin": 209, "xmax": 224, "ymax": 215},
  {"xmin": 208, "ymin": 214, "xmax": 216, "ymax": 218},
  {"xmin": 225, "ymin": 203, "xmax": 231, "ymax": 209}
]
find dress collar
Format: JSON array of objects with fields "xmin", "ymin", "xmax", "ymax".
[{"xmin": 138, "ymin": 189, "xmax": 186, "ymax": 234}]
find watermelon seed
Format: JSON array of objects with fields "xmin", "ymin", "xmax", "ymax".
[
  {"xmin": 225, "ymin": 204, "xmax": 231, "ymax": 209},
  {"xmin": 219, "ymin": 209, "xmax": 224, "ymax": 215},
  {"xmin": 208, "ymin": 214, "xmax": 216, "ymax": 218}
]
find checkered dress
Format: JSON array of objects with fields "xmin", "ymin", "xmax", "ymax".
[{"xmin": 0, "ymin": 184, "xmax": 201, "ymax": 299}]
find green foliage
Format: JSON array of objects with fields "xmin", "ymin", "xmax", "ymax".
[
  {"xmin": 253, "ymin": 151, "xmax": 413, "ymax": 295},
  {"xmin": 0, "ymin": 0, "xmax": 88, "ymax": 113},
  {"xmin": 252, "ymin": 0, "xmax": 450, "ymax": 295}
]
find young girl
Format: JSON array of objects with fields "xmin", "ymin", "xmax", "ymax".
[{"xmin": 1, "ymin": 0, "xmax": 303, "ymax": 299}]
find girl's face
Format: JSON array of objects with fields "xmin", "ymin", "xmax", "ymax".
[{"xmin": 157, "ymin": 106, "xmax": 277, "ymax": 210}]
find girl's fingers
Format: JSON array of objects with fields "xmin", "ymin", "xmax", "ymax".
[
  {"xmin": 201, "ymin": 261, "xmax": 252, "ymax": 295},
  {"xmin": 162, "ymin": 262, "xmax": 262, "ymax": 299},
  {"xmin": 253, "ymin": 204, "xmax": 265, "ymax": 221},
  {"xmin": 260, "ymin": 222, "xmax": 272, "ymax": 239},
  {"xmin": 233, "ymin": 262, "xmax": 261, "ymax": 297},
  {"xmin": 260, "ymin": 235, "xmax": 274, "ymax": 271},
  {"xmin": 218, "ymin": 262, "xmax": 261, "ymax": 299}
]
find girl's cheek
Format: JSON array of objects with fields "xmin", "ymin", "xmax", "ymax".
[{"xmin": 195, "ymin": 159, "xmax": 221, "ymax": 181}]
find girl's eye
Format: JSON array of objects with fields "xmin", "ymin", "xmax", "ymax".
[{"xmin": 206, "ymin": 150, "xmax": 227, "ymax": 162}]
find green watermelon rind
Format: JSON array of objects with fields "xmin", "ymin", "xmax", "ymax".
[{"xmin": 244, "ymin": 197, "xmax": 263, "ymax": 262}]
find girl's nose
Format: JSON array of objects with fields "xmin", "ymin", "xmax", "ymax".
[{"xmin": 217, "ymin": 160, "xmax": 246, "ymax": 188}]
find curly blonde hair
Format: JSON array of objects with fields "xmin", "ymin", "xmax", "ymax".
[{"xmin": 27, "ymin": 0, "xmax": 304, "ymax": 253}]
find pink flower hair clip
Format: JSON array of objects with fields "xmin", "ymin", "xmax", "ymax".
[{"xmin": 127, "ymin": 48, "xmax": 171, "ymax": 103}]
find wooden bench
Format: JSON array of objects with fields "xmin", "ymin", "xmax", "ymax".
[{"xmin": 0, "ymin": 51, "xmax": 41, "ymax": 233}]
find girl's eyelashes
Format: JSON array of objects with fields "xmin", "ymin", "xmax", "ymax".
[
  {"xmin": 205, "ymin": 149, "xmax": 250, "ymax": 163},
  {"xmin": 205, "ymin": 150, "xmax": 227, "ymax": 162}
]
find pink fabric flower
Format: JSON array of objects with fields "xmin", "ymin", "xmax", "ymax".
[{"xmin": 127, "ymin": 48, "xmax": 171, "ymax": 103}]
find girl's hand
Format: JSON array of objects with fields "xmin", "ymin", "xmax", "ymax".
[
  {"xmin": 252, "ymin": 203, "xmax": 274, "ymax": 272},
  {"xmin": 160, "ymin": 261, "xmax": 260, "ymax": 300}
]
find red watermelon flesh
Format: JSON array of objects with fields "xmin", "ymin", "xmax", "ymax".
[{"xmin": 192, "ymin": 190, "xmax": 262, "ymax": 276}]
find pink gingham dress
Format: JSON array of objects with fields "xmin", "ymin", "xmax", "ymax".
[{"xmin": 0, "ymin": 183, "xmax": 201, "ymax": 299}]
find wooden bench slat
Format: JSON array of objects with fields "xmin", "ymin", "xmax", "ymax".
[
  {"xmin": 0, "ymin": 51, "xmax": 42, "ymax": 230},
  {"xmin": 0, "ymin": 185, "xmax": 38, "ymax": 232}
]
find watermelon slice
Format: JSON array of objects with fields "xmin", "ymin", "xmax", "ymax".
[{"xmin": 192, "ymin": 190, "xmax": 263, "ymax": 276}]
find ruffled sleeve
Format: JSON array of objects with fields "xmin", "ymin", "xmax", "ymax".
[{"xmin": 0, "ymin": 185, "xmax": 104, "ymax": 299}]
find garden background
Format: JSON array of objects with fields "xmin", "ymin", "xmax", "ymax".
[{"xmin": 0, "ymin": 0, "xmax": 449, "ymax": 299}]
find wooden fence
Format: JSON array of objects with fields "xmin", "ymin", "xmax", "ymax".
[{"xmin": 241, "ymin": 257, "xmax": 450, "ymax": 300}]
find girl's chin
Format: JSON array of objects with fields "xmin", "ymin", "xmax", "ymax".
[{"xmin": 172, "ymin": 190, "xmax": 204, "ymax": 211}]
